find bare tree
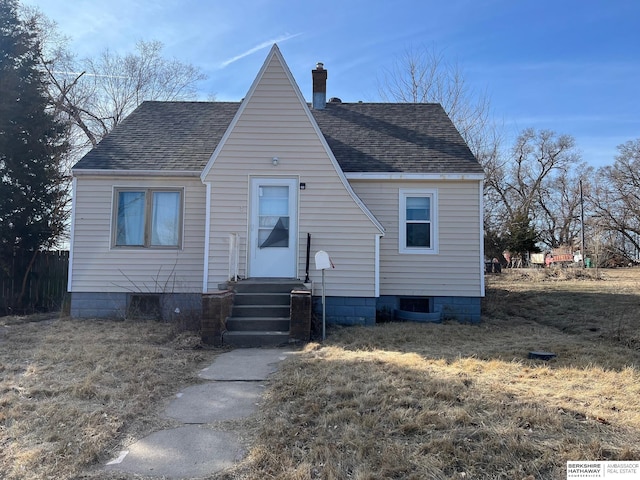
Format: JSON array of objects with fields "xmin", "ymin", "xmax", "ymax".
[
  {"xmin": 14, "ymin": 7, "xmax": 207, "ymax": 254},
  {"xmin": 23, "ymin": 8, "xmax": 206, "ymax": 152},
  {"xmin": 489, "ymin": 129, "xmax": 580, "ymax": 214},
  {"xmin": 45, "ymin": 40, "xmax": 206, "ymax": 150},
  {"xmin": 536, "ymin": 163, "xmax": 593, "ymax": 248},
  {"xmin": 377, "ymin": 45, "xmax": 495, "ymax": 163},
  {"xmin": 588, "ymin": 139, "xmax": 640, "ymax": 263},
  {"xmin": 483, "ymin": 128, "xmax": 583, "ymax": 255}
]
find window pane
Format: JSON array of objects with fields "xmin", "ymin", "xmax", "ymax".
[
  {"xmin": 258, "ymin": 186, "xmax": 289, "ymax": 248},
  {"xmin": 151, "ymin": 191, "xmax": 180, "ymax": 246},
  {"xmin": 406, "ymin": 223, "xmax": 430, "ymax": 248},
  {"xmin": 406, "ymin": 196, "xmax": 430, "ymax": 221},
  {"xmin": 259, "ymin": 186, "xmax": 289, "ymax": 216},
  {"xmin": 116, "ymin": 191, "xmax": 145, "ymax": 246},
  {"xmin": 261, "ymin": 185, "xmax": 289, "ymax": 199},
  {"xmin": 259, "ymin": 216, "xmax": 289, "ymax": 248}
]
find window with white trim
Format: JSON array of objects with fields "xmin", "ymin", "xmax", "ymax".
[
  {"xmin": 113, "ymin": 188, "xmax": 183, "ymax": 248},
  {"xmin": 399, "ymin": 189, "xmax": 437, "ymax": 254}
]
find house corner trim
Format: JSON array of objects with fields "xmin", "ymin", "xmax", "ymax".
[{"xmin": 203, "ymin": 182, "xmax": 212, "ymax": 293}]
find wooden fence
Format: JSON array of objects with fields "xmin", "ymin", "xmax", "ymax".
[{"xmin": 0, "ymin": 250, "xmax": 69, "ymax": 316}]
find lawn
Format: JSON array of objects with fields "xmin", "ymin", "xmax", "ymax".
[
  {"xmin": 1, "ymin": 268, "xmax": 639, "ymax": 479},
  {"xmin": 0, "ymin": 317, "xmax": 217, "ymax": 479}
]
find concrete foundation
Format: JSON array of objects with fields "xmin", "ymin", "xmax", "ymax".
[
  {"xmin": 311, "ymin": 295, "xmax": 481, "ymax": 325},
  {"xmin": 376, "ymin": 295, "xmax": 481, "ymax": 323},
  {"xmin": 71, "ymin": 291, "xmax": 481, "ymax": 328},
  {"xmin": 312, "ymin": 296, "xmax": 377, "ymax": 326},
  {"xmin": 70, "ymin": 292, "xmax": 202, "ymax": 323}
]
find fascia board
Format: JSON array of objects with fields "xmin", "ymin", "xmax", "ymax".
[
  {"xmin": 345, "ymin": 173, "xmax": 485, "ymax": 181},
  {"xmin": 73, "ymin": 169, "xmax": 201, "ymax": 178}
]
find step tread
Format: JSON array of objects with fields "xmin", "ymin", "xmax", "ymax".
[
  {"xmin": 227, "ymin": 316, "xmax": 290, "ymax": 321},
  {"xmin": 231, "ymin": 305, "xmax": 291, "ymax": 318},
  {"xmin": 236, "ymin": 292, "xmax": 291, "ymax": 296},
  {"xmin": 231, "ymin": 281, "xmax": 306, "ymax": 294},
  {"xmin": 222, "ymin": 331, "xmax": 291, "ymax": 348},
  {"xmin": 226, "ymin": 317, "xmax": 290, "ymax": 332},
  {"xmin": 224, "ymin": 330, "xmax": 290, "ymax": 336},
  {"xmin": 233, "ymin": 293, "xmax": 290, "ymax": 305},
  {"xmin": 233, "ymin": 303, "xmax": 290, "ymax": 308}
]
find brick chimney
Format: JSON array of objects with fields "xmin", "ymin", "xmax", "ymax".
[{"xmin": 312, "ymin": 62, "xmax": 327, "ymax": 109}]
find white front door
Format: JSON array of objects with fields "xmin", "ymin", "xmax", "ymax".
[{"xmin": 249, "ymin": 178, "xmax": 298, "ymax": 278}]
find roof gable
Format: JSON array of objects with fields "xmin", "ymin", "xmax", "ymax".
[
  {"xmin": 198, "ymin": 44, "xmax": 384, "ymax": 233},
  {"xmin": 72, "ymin": 48, "xmax": 482, "ymax": 177},
  {"xmin": 200, "ymin": 44, "xmax": 297, "ymax": 179}
]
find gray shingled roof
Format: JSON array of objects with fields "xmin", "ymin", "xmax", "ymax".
[
  {"xmin": 73, "ymin": 101, "xmax": 482, "ymax": 174},
  {"xmin": 313, "ymin": 102, "xmax": 481, "ymax": 173},
  {"xmin": 72, "ymin": 102, "xmax": 237, "ymax": 172}
]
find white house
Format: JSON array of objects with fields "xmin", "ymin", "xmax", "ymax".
[{"xmin": 68, "ymin": 45, "xmax": 485, "ymax": 330}]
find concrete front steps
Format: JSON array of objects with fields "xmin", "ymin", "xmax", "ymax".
[{"xmin": 223, "ymin": 279, "xmax": 306, "ymax": 347}]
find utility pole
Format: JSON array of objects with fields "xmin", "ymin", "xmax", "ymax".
[{"xmin": 580, "ymin": 180, "xmax": 586, "ymax": 268}]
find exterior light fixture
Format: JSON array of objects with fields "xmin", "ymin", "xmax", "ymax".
[{"xmin": 272, "ymin": 157, "xmax": 279, "ymax": 166}]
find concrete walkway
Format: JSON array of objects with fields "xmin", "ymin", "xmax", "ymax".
[{"xmin": 104, "ymin": 348, "xmax": 295, "ymax": 479}]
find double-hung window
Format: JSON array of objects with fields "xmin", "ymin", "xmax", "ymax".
[
  {"xmin": 114, "ymin": 188, "xmax": 183, "ymax": 248},
  {"xmin": 399, "ymin": 189, "xmax": 438, "ymax": 254}
]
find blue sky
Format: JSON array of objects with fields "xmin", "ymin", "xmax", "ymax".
[{"xmin": 23, "ymin": 0, "xmax": 640, "ymax": 167}]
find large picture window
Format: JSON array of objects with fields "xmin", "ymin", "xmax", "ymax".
[
  {"xmin": 114, "ymin": 188, "xmax": 183, "ymax": 248},
  {"xmin": 399, "ymin": 189, "xmax": 438, "ymax": 254}
]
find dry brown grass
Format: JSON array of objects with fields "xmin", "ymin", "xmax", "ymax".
[
  {"xmin": 2, "ymin": 268, "xmax": 640, "ymax": 479},
  {"xmin": 0, "ymin": 315, "xmax": 216, "ymax": 480},
  {"xmin": 227, "ymin": 268, "xmax": 640, "ymax": 480}
]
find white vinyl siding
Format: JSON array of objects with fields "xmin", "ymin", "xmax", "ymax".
[
  {"xmin": 70, "ymin": 176, "xmax": 206, "ymax": 293},
  {"xmin": 202, "ymin": 52, "xmax": 381, "ymax": 297},
  {"xmin": 351, "ymin": 179, "xmax": 483, "ymax": 297}
]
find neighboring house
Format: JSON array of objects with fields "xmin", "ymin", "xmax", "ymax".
[{"xmin": 68, "ymin": 44, "xmax": 485, "ymax": 325}]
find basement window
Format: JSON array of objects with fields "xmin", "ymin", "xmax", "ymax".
[
  {"xmin": 127, "ymin": 294, "xmax": 161, "ymax": 320},
  {"xmin": 399, "ymin": 297, "xmax": 431, "ymax": 313}
]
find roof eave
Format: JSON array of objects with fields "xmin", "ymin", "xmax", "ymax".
[
  {"xmin": 344, "ymin": 172, "xmax": 485, "ymax": 180},
  {"xmin": 72, "ymin": 168, "xmax": 202, "ymax": 178}
]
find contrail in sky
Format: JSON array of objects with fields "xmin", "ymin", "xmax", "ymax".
[{"xmin": 219, "ymin": 33, "xmax": 302, "ymax": 68}]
